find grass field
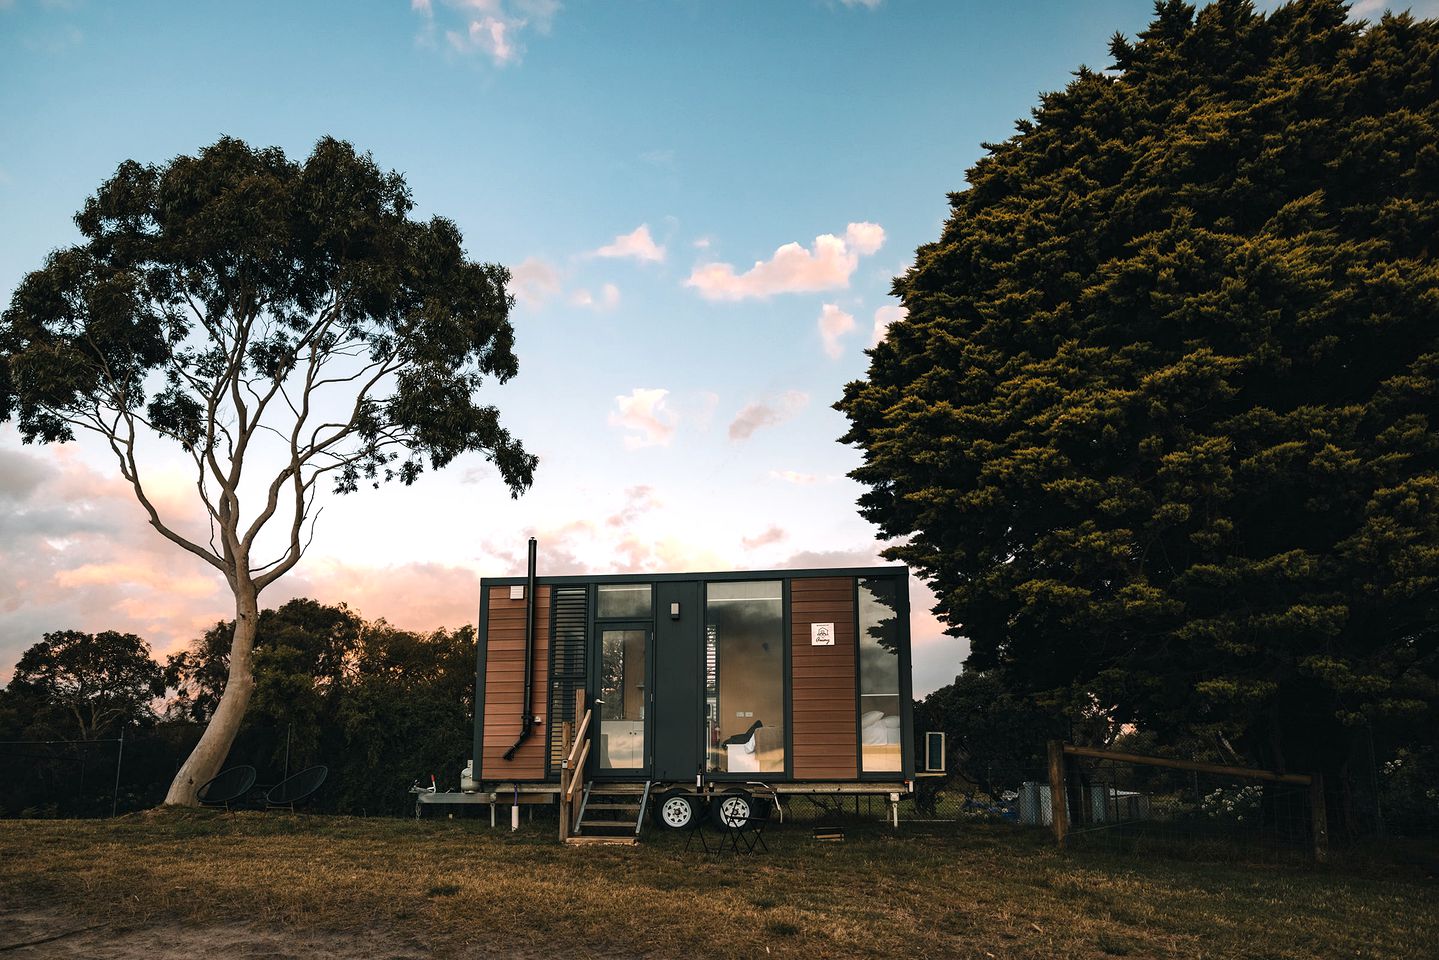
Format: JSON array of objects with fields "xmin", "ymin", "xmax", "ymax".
[{"xmin": 0, "ymin": 811, "xmax": 1435, "ymax": 959}]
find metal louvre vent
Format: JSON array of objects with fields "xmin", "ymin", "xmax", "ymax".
[{"xmin": 547, "ymin": 586, "xmax": 589, "ymax": 771}]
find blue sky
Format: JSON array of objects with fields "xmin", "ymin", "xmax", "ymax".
[{"xmin": 3, "ymin": 0, "xmax": 1431, "ymax": 694}]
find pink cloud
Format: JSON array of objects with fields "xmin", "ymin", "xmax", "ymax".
[
  {"xmin": 727, "ymin": 390, "xmax": 808, "ymax": 441},
  {"xmin": 421, "ymin": 0, "xmax": 560, "ymax": 67},
  {"xmin": 844, "ymin": 222, "xmax": 886, "ymax": 256},
  {"xmin": 684, "ymin": 222, "xmax": 886, "ymax": 301},
  {"xmin": 509, "ymin": 256, "xmax": 563, "ymax": 307},
  {"xmin": 605, "ymin": 485, "xmax": 661, "ymax": 528},
  {"xmin": 0, "ymin": 439, "xmax": 228, "ymax": 678},
  {"xmin": 609, "ymin": 387, "xmax": 678, "ymax": 449},
  {"xmin": 569, "ymin": 282, "xmax": 621, "ymax": 310},
  {"xmin": 277, "ymin": 559, "xmax": 481, "ymax": 632},
  {"xmin": 594, "ymin": 224, "xmax": 665, "ymax": 264},
  {"xmin": 741, "ymin": 525, "xmax": 787, "ymax": 550},
  {"xmin": 818, "ymin": 303, "xmax": 857, "ymax": 359},
  {"xmin": 872, "ymin": 304, "xmax": 906, "ymax": 344}
]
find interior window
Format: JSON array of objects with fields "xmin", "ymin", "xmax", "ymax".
[{"xmin": 705, "ymin": 581, "xmax": 784, "ymax": 774}]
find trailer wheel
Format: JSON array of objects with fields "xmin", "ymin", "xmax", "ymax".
[
  {"xmin": 656, "ymin": 789, "xmax": 701, "ymax": 830},
  {"xmin": 710, "ymin": 789, "xmax": 754, "ymax": 829}
]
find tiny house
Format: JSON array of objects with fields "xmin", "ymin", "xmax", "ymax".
[{"xmin": 455, "ymin": 546, "xmax": 915, "ymax": 837}]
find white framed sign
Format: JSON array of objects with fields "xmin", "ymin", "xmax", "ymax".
[{"xmin": 810, "ymin": 622, "xmax": 835, "ymax": 646}]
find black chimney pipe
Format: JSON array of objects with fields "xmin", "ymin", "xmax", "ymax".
[{"xmin": 502, "ymin": 537, "xmax": 538, "ymax": 761}]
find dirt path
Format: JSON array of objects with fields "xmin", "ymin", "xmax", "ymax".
[{"xmin": 0, "ymin": 910, "xmax": 443, "ymax": 960}]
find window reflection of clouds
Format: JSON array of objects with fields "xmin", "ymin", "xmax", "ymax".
[
  {"xmin": 859, "ymin": 578, "xmax": 902, "ymax": 772},
  {"xmin": 597, "ymin": 583, "xmax": 652, "ymax": 619}
]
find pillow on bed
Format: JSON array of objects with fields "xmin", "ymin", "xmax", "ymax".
[
  {"xmin": 860, "ymin": 710, "xmax": 885, "ymax": 727},
  {"xmin": 882, "ymin": 715, "xmax": 901, "ymax": 729}
]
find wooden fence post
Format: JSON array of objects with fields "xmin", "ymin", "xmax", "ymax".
[
  {"xmin": 1310, "ymin": 772, "xmax": 1328, "ymax": 863},
  {"xmin": 1047, "ymin": 740, "xmax": 1069, "ymax": 849}
]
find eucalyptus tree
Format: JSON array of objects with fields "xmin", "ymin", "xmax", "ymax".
[{"xmin": 0, "ymin": 137, "xmax": 536, "ymax": 804}]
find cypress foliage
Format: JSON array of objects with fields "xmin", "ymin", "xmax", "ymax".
[{"xmin": 839, "ymin": 0, "xmax": 1439, "ymax": 787}]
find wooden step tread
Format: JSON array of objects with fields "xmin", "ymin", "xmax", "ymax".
[
  {"xmin": 565, "ymin": 836, "xmax": 638, "ymax": 846},
  {"xmin": 585, "ymin": 784, "xmax": 649, "ymax": 794},
  {"xmin": 586, "ymin": 802, "xmax": 641, "ymax": 810},
  {"xmin": 580, "ymin": 819, "xmax": 639, "ymax": 828}
]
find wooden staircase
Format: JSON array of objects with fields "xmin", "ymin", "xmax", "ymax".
[
  {"xmin": 570, "ymin": 781, "xmax": 652, "ymax": 844},
  {"xmin": 558, "ymin": 691, "xmax": 651, "ymax": 845}
]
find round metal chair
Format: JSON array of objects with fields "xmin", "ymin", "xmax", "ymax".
[
  {"xmin": 265, "ymin": 765, "xmax": 328, "ymax": 812},
  {"xmin": 196, "ymin": 765, "xmax": 257, "ymax": 811}
]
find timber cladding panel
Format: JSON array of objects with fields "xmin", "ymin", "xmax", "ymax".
[
  {"xmin": 480, "ymin": 585, "xmax": 551, "ymax": 780},
  {"xmin": 790, "ymin": 577, "xmax": 858, "ymax": 780}
]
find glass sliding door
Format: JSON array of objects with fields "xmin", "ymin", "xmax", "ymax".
[
  {"xmin": 598, "ymin": 627, "xmax": 647, "ymax": 771},
  {"xmin": 705, "ymin": 580, "xmax": 785, "ymax": 774}
]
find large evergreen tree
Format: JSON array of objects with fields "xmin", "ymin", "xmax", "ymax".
[{"xmin": 839, "ymin": 0, "xmax": 1438, "ymax": 783}]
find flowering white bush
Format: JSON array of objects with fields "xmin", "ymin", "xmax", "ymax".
[{"xmin": 1201, "ymin": 784, "xmax": 1263, "ymax": 824}]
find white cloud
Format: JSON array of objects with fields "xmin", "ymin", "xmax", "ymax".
[
  {"xmin": 871, "ymin": 304, "xmax": 906, "ymax": 345},
  {"xmin": 569, "ymin": 282, "xmax": 620, "ymax": 310},
  {"xmin": 728, "ymin": 390, "xmax": 808, "ymax": 441},
  {"xmin": 818, "ymin": 303, "xmax": 856, "ymax": 360},
  {"xmin": 840, "ymin": 0, "xmax": 884, "ymax": 8},
  {"xmin": 1341, "ymin": 0, "xmax": 1439, "ymax": 18},
  {"xmin": 609, "ymin": 388, "xmax": 678, "ymax": 449},
  {"xmin": 770, "ymin": 469, "xmax": 815, "ymax": 485},
  {"xmin": 594, "ymin": 224, "xmax": 665, "ymax": 264},
  {"xmin": 684, "ymin": 222, "xmax": 885, "ymax": 301},
  {"xmin": 509, "ymin": 256, "xmax": 563, "ymax": 307},
  {"xmin": 844, "ymin": 221, "xmax": 885, "ymax": 256}
]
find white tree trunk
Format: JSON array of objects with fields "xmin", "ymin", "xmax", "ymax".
[{"xmin": 163, "ymin": 581, "xmax": 261, "ymax": 806}]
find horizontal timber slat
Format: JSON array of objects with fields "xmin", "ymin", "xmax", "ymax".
[{"xmin": 1062, "ymin": 745, "xmax": 1313, "ymax": 785}]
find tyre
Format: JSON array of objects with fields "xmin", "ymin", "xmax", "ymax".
[
  {"xmin": 710, "ymin": 789, "xmax": 754, "ymax": 829},
  {"xmin": 656, "ymin": 789, "xmax": 701, "ymax": 830}
]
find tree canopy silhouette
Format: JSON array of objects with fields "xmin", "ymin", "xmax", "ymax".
[{"xmin": 838, "ymin": 0, "xmax": 1439, "ymax": 779}]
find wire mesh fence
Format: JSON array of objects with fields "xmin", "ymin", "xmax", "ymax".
[
  {"xmin": 0, "ymin": 737, "xmax": 128, "ymax": 818},
  {"xmin": 1057, "ymin": 751, "xmax": 1320, "ymax": 864}
]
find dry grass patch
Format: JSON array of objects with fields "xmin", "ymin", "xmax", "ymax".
[{"xmin": 0, "ymin": 812, "xmax": 1433, "ymax": 959}]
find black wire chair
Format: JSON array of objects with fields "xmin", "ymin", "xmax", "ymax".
[
  {"xmin": 265, "ymin": 765, "xmax": 328, "ymax": 812},
  {"xmin": 197, "ymin": 765, "xmax": 257, "ymax": 811}
]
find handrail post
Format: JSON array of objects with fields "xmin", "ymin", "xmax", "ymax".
[
  {"xmin": 1048, "ymin": 740, "xmax": 1069, "ymax": 849},
  {"xmin": 570, "ymin": 689, "xmax": 587, "ymax": 834},
  {"xmin": 559, "ymin": 719, "xmax": 573, "ymax": 842}
]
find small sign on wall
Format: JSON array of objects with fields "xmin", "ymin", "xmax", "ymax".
[{"xmin": 810, "ymin": 622, "xmax": 835, "ymax": 646}]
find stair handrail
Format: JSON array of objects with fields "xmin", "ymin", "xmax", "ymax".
[
  {"xmin": 635, "ymin": 780, "xmax": 653, "ymax": 836},
  {"xmin": 562, "ymin": 689, "xmax": 591, "ymax": 833},
  {"xmin": 566, "ymin": 703, "xmax": 592, "ymax": 771},
  {"xmin": 566, "ymin": 741, "xmax": 591, "ymax": 799}
]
